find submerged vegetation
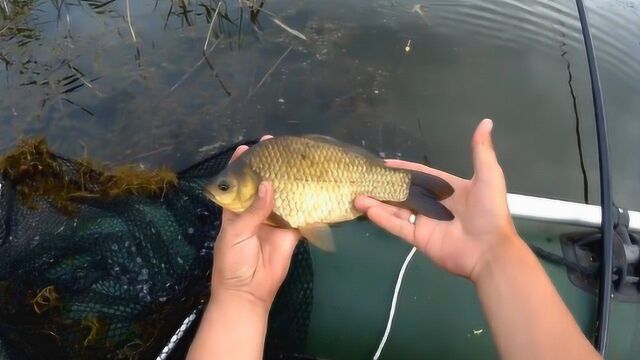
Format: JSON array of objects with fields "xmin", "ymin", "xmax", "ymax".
[
  {"xmin": 0, "ymin": 0, "xmax": 311, "ymax": 167},
  {"xmin": 0, "ymin": 137, "xmax": 177, "ymax": 215},
  {"xmin": 0, "ymin": 0, "xmax": 41, "ymax": 55}
]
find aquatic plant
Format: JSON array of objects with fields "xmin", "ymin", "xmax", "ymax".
[{"xmin": 0, "ymin": 137, "xmax": 177, "ymax": 215}]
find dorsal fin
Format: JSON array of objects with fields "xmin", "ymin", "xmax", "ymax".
[{"xmin": 301, "ymin": 135, "xmax": 384, "ymax": 164}]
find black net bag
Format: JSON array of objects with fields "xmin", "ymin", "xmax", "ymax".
[{"xmin": 0, "ymin": 139, "xmax": 314, "ymax": 360}]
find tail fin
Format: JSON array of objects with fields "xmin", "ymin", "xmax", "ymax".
[{"xmin": 401, "ymin": 171, "xmax": 454, "ymax": 221}]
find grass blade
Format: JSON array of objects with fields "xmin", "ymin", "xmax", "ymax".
[
  {"xmin": 125, "ymin": 0, "xmax": 137, "ymax": 42},
  {"xmin": 271, "ymin": 17, "xmax": 307, "ymax": 41},
  {"xmin": 249, "ymin": 45, "xmax": 292, "ymax": 97},
  {"xmin": 203, "ymin": 2, "xmax": 222, "ymax": 53}
]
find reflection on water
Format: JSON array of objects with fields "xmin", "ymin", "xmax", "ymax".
[{"xmin": 1, "ymin": 0, "xmax": 639, "ymax": 208}]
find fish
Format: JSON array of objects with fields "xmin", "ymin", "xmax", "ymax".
[{"xmin": 205, "ymin": 135, "xmax": 454, "ymax": 251}]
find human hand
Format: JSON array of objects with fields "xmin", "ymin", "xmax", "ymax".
[
  {"xmin": 212, "ymin": 139, "xmax": 301, "ymax": 309},
  {"xmin": 354, "ymin": 119, "xmax": 521, "ymax": 282},
  {"xmin": 188, "ymin": 139, "xmax": 300, "ymax": 360}
]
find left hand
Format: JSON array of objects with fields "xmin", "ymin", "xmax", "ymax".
[
  {"xmin": 212, "ymin": 141, "xmax": 301, "ymax": 309},
  {"xmin": 354, "ymin": 119, "xmax": 518, "ymax": 281}
]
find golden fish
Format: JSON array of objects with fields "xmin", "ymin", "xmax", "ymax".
[{"xmin": 205, "ymin": 135, "xmax": 453, "ymax": 251}]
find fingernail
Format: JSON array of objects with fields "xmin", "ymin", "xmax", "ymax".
[
  {"xmin": 258, "ymin": 182, "xmax": 267, "ymax": 198},
  {"xmin": 485, "ymin": 118, "xmax": 494, "ymax": 133}
]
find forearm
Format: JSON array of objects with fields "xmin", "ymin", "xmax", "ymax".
[
  {"xmin": 474, "ymin": 237, "xmax": 601, "ymax": 360},
  {"xmin": 187, "ymin": 292, "xmax": 269, "ymax": 360}
]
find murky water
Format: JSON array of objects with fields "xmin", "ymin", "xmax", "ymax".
[
  {"xmin": 2, "ymin": 0, "xmax": 639, "ymax": 207},
  {"xmin": 1, "ymin": 0, "xmax": 640, "ymax": 358}
]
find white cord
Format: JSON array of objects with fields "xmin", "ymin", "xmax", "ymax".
[
  {"xmin": 156, "ymin": 307, "xmax": 200, "ymax": 360},
  {"xmin": 373, "ymin": 246, "xmax": 418, "ymax": 360}
]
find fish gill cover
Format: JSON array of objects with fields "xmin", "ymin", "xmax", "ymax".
[{"xmin": 0, "ymin": 139, "xmax": 313, "ymax": 359}]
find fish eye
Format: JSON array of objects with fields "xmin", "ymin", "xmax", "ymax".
[{"xmin": 218, "ymin": 179, "xmax": 230, "ymax": 192}]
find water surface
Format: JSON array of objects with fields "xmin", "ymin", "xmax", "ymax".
[
  {"xmin": 2, "ymin": 0, "xmax": 638, "ymax": 207},
  {"xmin": 1, "ymin": 0, "xmax": 640, "ymax": 358}
]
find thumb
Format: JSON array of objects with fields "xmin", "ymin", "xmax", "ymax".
[
  {"xmin": 230, "ymin": 181, "xmax": 274, "ymax": 232},
  {"xmin": 471, "ymin": 119, "xmax": 501, "ymax": 180}
]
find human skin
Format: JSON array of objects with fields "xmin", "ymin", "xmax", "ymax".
[
  {"xmin": 355, "ymin": 119, "xmax": 601, "ymax": 360},
  {"xmin": 187, "ymin": 120, "xmax": 601, "ymax": 360}
]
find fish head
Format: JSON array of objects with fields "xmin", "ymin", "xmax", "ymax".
[{"xmin": 205, "ymin": 161, "xmax": 260, "ymax": 213}]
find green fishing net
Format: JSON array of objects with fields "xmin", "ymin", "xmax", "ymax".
[{"xmin": 0, "ymin": 139, "xmax": 314, "ymax": 359}]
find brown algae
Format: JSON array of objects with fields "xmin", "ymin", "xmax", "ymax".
[{"xmin": 0, "ymin": 137, "xmax": 177, "ymax": 215}]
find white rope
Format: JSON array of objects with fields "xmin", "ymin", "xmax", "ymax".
[
  {"xmin": 373, "ymin": 246, "xmax": 418, "ymax": 360},
  {"xmin": 156, "ymin": 307, "xmax": 200, "ymax": 360}
]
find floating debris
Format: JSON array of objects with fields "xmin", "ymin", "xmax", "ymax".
[{"xmin": 411, "ymin": 4, "xmax": 431, "ymax": 24}]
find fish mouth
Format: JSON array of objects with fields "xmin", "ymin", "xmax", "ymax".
[{"xmin": 203, "ymin": 188, "xmax": 219, "ymax": 204}]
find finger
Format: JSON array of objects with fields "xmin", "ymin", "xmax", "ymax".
[
  {"xmin": 384, "ymin": 159, "xmax": 434, "ymax": 172},
  {"xmin": 229, "ymin": 135, "xmax": 272, "ymax": 164},
  {"xmin": 230, "ymin": 145, "xmax": 249, "ymax": 162},
  {"xmin": 353, "ymin": 195, "xmax": 381, "ymax": 212},
  {"xmin": 471, "ymin": 119, "xmax": 501, "ymax": 180},
  {"xmin": 365, "ymin": 206, "xmax": 416, "ymax": 244},
  {"xmin": 221, "ymin": 207, "xmax": 239, "ymax": 223},
  {"xmin": 384, "ymin": 159, "xmax": 461, "ymax": 183},
  {"xmin": 226, "ymin": 182, "xmax": 274, "ymax": 234},
  {"xmin": 354, "ymin": 196, "xmax": 413, "ymax": 220}
]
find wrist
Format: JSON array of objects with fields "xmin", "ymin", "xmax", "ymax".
[
  {"xmin": 210, "ymin": 288, "xmax": 272, "ymax": 316},
  {"xmin": 470, "ymin": 234, "xmax": 533, "ymax": 286},
  {"xmin": 190, "ymin": 289, "xmax": 270, "ymax": 360}
]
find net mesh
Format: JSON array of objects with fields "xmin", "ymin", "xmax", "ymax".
[{"xmin": 0, "ymin": 140, "xmax": 314, "ymax": 359}]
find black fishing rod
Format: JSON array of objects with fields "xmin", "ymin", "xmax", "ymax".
[{"xmin": 574, "ymin": 0, "xmax": 613, "ymax": 354}]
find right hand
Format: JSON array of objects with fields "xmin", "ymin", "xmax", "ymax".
[{"xmin": 354, "ymin": 119, "xmax": 522, "ymax": 282}]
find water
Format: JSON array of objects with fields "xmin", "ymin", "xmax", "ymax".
[
  {"xmin": 1, "ymin": 0, "xmax": 638, "ymax": 207},
  {"xmin": 1, "ymin": 0, "xmax": 640, "ymax": 358}
]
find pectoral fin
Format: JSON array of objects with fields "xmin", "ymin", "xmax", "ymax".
[
  {"xmin": 300, "ymin": 223, "xmax": 335, "ymax": 252},
  {"xmin": 266, "ymin": 212, "xmax": 293, "ymax": 228}
]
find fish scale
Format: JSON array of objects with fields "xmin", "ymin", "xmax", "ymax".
[{"xmin": 244, "ymin": 137, "xmax": 410, "ymax": 228}]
